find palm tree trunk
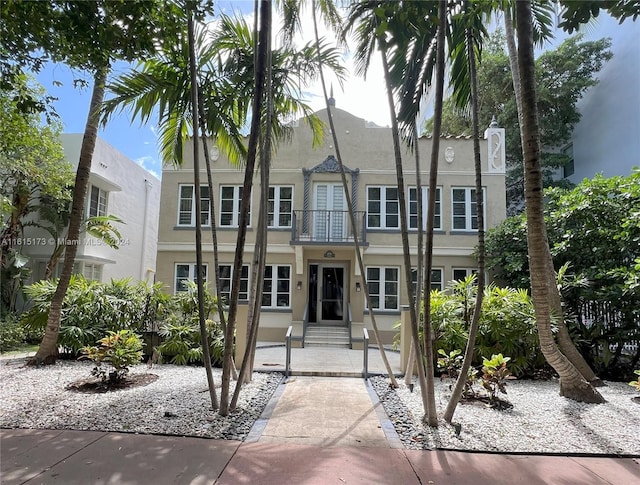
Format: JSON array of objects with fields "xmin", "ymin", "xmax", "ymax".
[
  {"xmin": 515, "ymin": 1, "xmax": 604, "ymax": 403},
  {"xmin": 311, "ymin": 1, "xmax": 398, "ymax": 387},
  {"xmin": 28, "ymin": 66, "xmax": 108, "ymax": 365},
  {"xmin": 444, "ymin": 27, "xmax": 486, "ymax": 423},
  {"xmin": 188, "ymin": 14, "xmax": 218, "ymax": 411},
  {"xmin": 507, "ymin": 4, "xmax": 601, "ymax": 388},
  {"xmin": 220, "ymin": 0, "xmax": 270, "ymax": 416}
]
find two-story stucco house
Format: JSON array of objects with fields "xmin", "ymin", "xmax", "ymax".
[
  {"xmin": 155, "ymin": 104, "xmax": 506, "ymax": 348},
  {"xmin": 23, "ymin": 134, "xmax": 161, "ymax": 284}
]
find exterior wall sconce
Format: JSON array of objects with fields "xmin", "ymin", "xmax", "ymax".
[
  {"xmin": 355, "ymin": 282, "xmax": 361, "ymax": 292},
  {"xmin": 297, "ymin": 281, "xmax": 302, "ymax": 290}
]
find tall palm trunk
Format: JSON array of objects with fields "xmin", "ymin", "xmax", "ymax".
[
  {"xmin": 417, "ymin": 0, "xmax": 450, "ymax": 427},
  {"xmin": 28, "ymin": 66, "xmax": 108, "ymax": 365},
  {"xmin": 444, "ymin": 27, "xmax": 486, "ymax": 423},
  {"xmin": 515, "ymin": 1, "xmax": 604, "ymax": 403},
  {"xmin": 311, "ymin": 1, "xmax": 398, "ymax": 386},
  {"xmin": 220, "ymin": 0, "xmax": 271, "ymax": 416},
  {"xmin": 378, "ymin": 36, "xmax": 432, "ymax": 419},
  {"xmin": 188, "ymin": 14, "xmax": 218, "ymax": 411}
]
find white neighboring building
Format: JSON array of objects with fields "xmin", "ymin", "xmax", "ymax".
[
  {"xmin": 559, "ymin": 14, "xmax": 639, "ymax": 181},
  {"xmin": 24, "ymin": 134, "xmax": 160, "ymax": 284}
]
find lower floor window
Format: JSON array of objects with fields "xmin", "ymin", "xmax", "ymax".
[
  {"xmin": 262, "ymin": 265, "xmax": 291, "ymax": 308},
  {"xmin": 366, "ymin": 266, "xmax": 399, "ymax": 310},
  {"xmin": 452, "ymin": 268, "xmax": 477, "ymax": 282},
  {"xmin": 411, "ymin": 267, "xmax": 444, "ymax": 294},
  {"xmin": 219, "ymin": 264, "xmax": 249, "ymax": 303},
  {"xmin": 175, "ymin": 263, "xmax": 208, "ymax": 293}
]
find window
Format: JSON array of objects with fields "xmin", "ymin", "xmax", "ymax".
[
  {"xmin": 88, "ymin": 185, "xmax": 108, "ymax": 217},
  {"xmin": 367, "ymin": 186, "xmax": 399, "ymax": 229},
  {"xmin": 219, "ymin": 264, "xmax": 249, "ymax": 302},
  {"xmin": 82, "ymin": 263, "xmax": 103, "ymax": 281},
  {"xmin": 452, "ymin": 187, "xmax": 483, "ymax": 231},
  {"xmin": 262, "ymin": 265, "xmax": 291, "ymax": 308},
  {"xmin": 366, "ymin": 266, "xmax": 399, "ymax": 310},
  {"xmin": 411, "ymin": 268, "xmax": 444, "ymax": 295},
  {"xmin": 409, "ymin": 187, "xmax": 442, "ymax": 230},
  {"xmin": 452, "ymin": 268, "xmax": 477, "ymax": 282},
  {"xmin": 220, "ymin": 186, "xmax": 250, "ymax": 227},
  {"xmin": 177, "ymin": 184, "xmax": 210, "ymax": 226},
  {"xmin": 562, "ymin": 144, "xmax": 574, "ymax": 178},
  {"xmin": 268, "ymin": 186, "xmax": 293, "ymax": 228},
  {"xmin": 175, "ymin": 263, "xmax": 208, "ymax": 293}
]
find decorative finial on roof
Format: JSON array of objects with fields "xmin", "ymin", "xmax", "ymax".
[
  {"xmin": 328, "ymin": 84, "xmax": 335, "ymax": 107},
  {"xmin": 489, "ymin": 115, "xmax": 499, "ymax": 128}
]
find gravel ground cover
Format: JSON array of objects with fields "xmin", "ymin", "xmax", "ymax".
[
  {"xmin": 371, "ymin": 376, "xmax": 640, "ymax": 455},
  {"xmin": 2, "ymin": 358, "xmax": 639, "ymax": 455},
  {"xmin": 0, "ymin": 359, "xmax": 282, "ymax": 441}
]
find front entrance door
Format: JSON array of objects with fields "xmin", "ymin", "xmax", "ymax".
[{"xmin": 308, "ymin": 263, "xmax": 347, "ymax": 325}]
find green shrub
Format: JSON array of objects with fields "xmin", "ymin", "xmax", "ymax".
[
  {"xmin": 157, "ymin": 317, "xmax": 224, "ymax": 366},
  {"xmin": 20, "ymin": 275, "xmax": 169, "ymax": 356},
  {"xmin": 480, "ymin": 353, "xmax": 513, "ymax": 405},
  {"xmin": 629, "ymin": 370, "xmax": 640, "ymax": 392},
  {"xmin": 80, "ymin": 330, "xmax": 143, "ymax": 383},
  {"xmin": 0, "ymin": 314, "xmax": 25, "ymax": 352}
]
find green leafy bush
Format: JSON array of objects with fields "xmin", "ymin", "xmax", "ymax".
[
  {"xmin": 20, "ymin": 275, "xmax": 169, "ymax": 356},
  {"xmin": 481, "ymin": 353, "xmax": 513, "ymax": 405},
  {"xmin": 81, "ymin": 330, "xmax": 143, "ymax": 383},
  {"xmin": 0, "ymin": 314, "xmax": 25, "ymax": 352},
  {"xmin": 629, "ymin": 370, "xmax": 640, "ymax": 392},
  {"xmin": 156, "ymin": 283, "xmax": 225, "ymax": 366}
]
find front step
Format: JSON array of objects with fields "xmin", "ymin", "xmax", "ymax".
[{"xmin": 304, "ymin": 325, "xmax": 350, "ymax": 348}]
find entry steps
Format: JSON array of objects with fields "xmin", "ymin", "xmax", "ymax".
[{"xmin": 304, "ymin": 325, "xmax": 351, "ymax": 348}]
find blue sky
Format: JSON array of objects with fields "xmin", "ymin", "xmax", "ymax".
[{"xmin": 34, "ymin": 0, "xmax": 393, "ymax": 182}]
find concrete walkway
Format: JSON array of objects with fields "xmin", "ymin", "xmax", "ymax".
[{"xmin": 2, "ymin": 346, "xmax": 639, "ymax": 484}]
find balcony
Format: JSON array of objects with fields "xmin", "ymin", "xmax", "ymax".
[{"xmin": 291, "ymin": 210, "xmax": 367, "ymax": 245}]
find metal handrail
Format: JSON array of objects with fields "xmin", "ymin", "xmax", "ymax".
[
  {"xmin": 363, "ymin": 328, "xmax": 369, "ymax": 380},
  {"xmin": 285, "ymin": 325, "xmax": 293, "ymax": 377},
  {"xmin": 348, "ymin": 303, "xmax": 353, "ymax": 348},
  {"xmin": 301, "ymin": 303, "xmax": 309, "ymax": 348}
]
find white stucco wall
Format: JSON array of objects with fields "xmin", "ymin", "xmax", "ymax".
[{"xmin": 23, "ymin": 134, "xmax": 160, "ymax": 283}]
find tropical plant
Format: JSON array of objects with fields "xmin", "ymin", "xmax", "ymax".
[
  {"xmin": 480, "ymin": 353, "xmax": 513, "ymax": 406},
  {"xmin": 629, "ymin": 370, "xmax": 640, "ymax": 392},
  {"xmin": 81, "ymin": 330, "xmax": 143, "ymax": 383},
  {"xmin": 437, "ymin": 349, "xmax": 463, "ymax": 379},
  {"xmin": 0, "ymin": 314, "xmax": 26, "ymax": 352},
  {"xmin": 157, "ymin": 318, "xmax": 225, "ymax": 367}
]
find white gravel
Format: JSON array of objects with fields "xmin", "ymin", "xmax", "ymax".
[
  {"xmin": 0, "ymin": 359, "xmax": 282, "ymax": 441},
  {"xmin": 2, "ymin": 358, "xmax": 639, "ymax": 455},
  {"xmin": 371, "ymin": 376, "xmax": 640, "ymax": 455}
]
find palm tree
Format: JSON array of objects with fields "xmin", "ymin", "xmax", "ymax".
[{"xmin": 514, "ymin": 0, "xmax": 604, "ymax": 403}]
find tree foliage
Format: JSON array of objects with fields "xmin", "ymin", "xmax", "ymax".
[{"xmin": 426, "ymin": 32, "xmax": 612, "ymax": 212}]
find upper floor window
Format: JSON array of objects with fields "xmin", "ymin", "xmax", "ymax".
[
  {"xmin": 366, "ymin": 266, "xmax": 399, "ymax": 311},
  {"xmin": 220, "ymin": 186, "xmax": 250, "ymax": 227},
  {"xmin": 175, "ymin": 263, "xmax": 208, "ymax": 293},
  {"xmin": 367, "ymin": 186, "xmax": 399, "ymax": 229},
  {"xmin": 178, "ymin": 184, "xmax": 210, "ymax": 226},
  {"xmin": 219, "ymin": 264, "xmax": 249, "ymax": 302},
  {"xmin": 268, "ymin": 186, "xmax": 293, "ymax": 228},
  {"xmin": 452, "ymin": 187, "xmax": 483, "ymax": 231},
  {"xmin": 88, "ymin": 185, "xmax": 108, "ymax": 217},
  {"xmin": 562, "ymin": 143, "xmax": 574, "ymax": 178},
  {"xmin": 262, "ymin": 265, "xmax": 291, "ymax": 308},
  {"xmin": 409, "ymin": 187, "xmax": 442, "ymax": 230}
]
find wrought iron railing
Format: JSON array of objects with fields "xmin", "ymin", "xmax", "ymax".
[{"xmin": 291, "ymin": 210, "xmax": 367, "ymax": 244}]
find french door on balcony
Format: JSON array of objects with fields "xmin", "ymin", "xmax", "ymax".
[{"xmin": 313, "ymin": 183, "xmax": 347, "ymax": 241}]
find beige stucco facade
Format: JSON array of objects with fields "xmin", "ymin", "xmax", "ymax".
[{"xmin": 156, "ymin": 107, "xmax": 506, "ymax": 346}]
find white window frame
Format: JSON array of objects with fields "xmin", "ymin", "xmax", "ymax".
[
  {"xmin": 451, "ymin": 187, "xmax": 485, "ymax": 231},
  {"xmin": 81, "ymin": 263, "xmax": 103, "ymax": 282},
  {"xmin": 366, "ymin": 266, "xmax": 399, "ymax": 311},
  {"xmin": 268, "ymin": 186, "xmax": 293, "ymax": 228},
  {"xmin": 408, "ymin": 186, "xmax": 442, "ymax": 230},
  {"xmin": 218, "ymin": 264, "xmax": 250, "ymax": 303},
  {"xmin": 367, "ymin": 186, "xmax": 400, "ymax": 229},
  {"xmin": 175, "ymin": 263, "xmax": 208, "ymax": 293},
  {"xmin": 262, "ymin": 264, "xmax": 292, "ymax": 308},
  {"xmin": 220, "ymin": 185, "xmax": 250, "ymax": 227},
  {"xmin": 411, "ymin": 267, "xmax": 444, "ymax": 295},
  {"xmin": 88, "ymin": 185, "xmax": 108, "ymax": 218},
  {"xmin": 177, "ymin": 184, "xmax": 210, "ymax": 226},
  {"xmin": 452, "ymin": 268, "xmax": 478, "ymax": 282}
]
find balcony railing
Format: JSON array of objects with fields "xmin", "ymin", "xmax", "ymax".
[{"xmin": 291, "ymin": 210, "xmax": 367, "ymax": 244}]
